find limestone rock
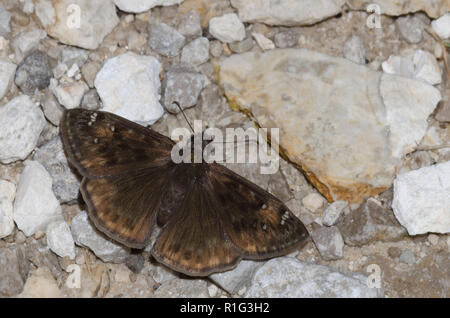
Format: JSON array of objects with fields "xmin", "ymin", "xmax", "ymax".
[
  {"xmin": 0, "ymin": 59, "xmax": 16, "ymax": 99},
  {"xmin": 392, "ymin": 161, "xmax": 450, "ymax": 235},
  {"xmin": 0, "ymin": 247, "xmax": 29, "ymax": 297},
  {"xmin": 19, "ymin": 267, "xmax": 63, "ymax": 298},
  {"xmin": 346, "ymin": 0, "xmax": 450, "ymax": 19},
  {"xmin": 39, "ymin": 0, "xmax": 119, "ymax": 50},
  {"xmin": 0, "ymin": 95, "xmax": 45, "ymax": 164},
  {"xmin": 210, "ymin": 260, "xmax": 264, "ymax": 295},
  {"xmin": 46, "ymin": 220, "xmax": 76, "ymax": 259},
  {"xmin": 33, "ymin": 137, "xmax": 80, "ymax": 203},
  {"xmin": 230, "ymin": 0, "xmax": 346, "ymax": 26},
  {"xmin": 71, "ymin": 211, "xmax": 131, "ymax": 263},
  {"xmin": 431, "ymin": 13, "xmax": 450, "ymax": 40},
  {"xmin": 218, "ymin": 48, "xmax": 441, "ymax": 203},
  {"xmin": 94, "ymin": 52, "xmax": 164, "ymax": 125},
  {"xmin": 114, "ymin": 0, "xmax": 184, "ymax": 13},
  {"xmin": 0, "ymin": 180, "xmax": 16, "ymax": 238},
  {"xmin": 245, "ymin": 257, "xmax": 382, "ymax": 297},
  {"xmin": 13, "ymin": 161, "xmax": 63, "ymax": 237},
  {"xmin": 336, "ymin": 198, "xmax": 407, "ymax": 246},
  {"xmin": 209, "ymin": 13, "xmax": 245, "ymax": 43}
]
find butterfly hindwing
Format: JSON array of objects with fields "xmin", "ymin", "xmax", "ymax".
[
  {"xmin": 151, "ymin": 164, "xmax": 241, "ymax": 276},
  {"xmin": 81, "ymin": 167, "xmax": 173, "ymax": 248},
  {"xmin": 61, "ymin": 109, "xmax": 174, "ymax": 178},
  {"xmin": 209, "ymin": 164, "xmax": 309, "ymax": 259},
  {"xmin": 61, "ymin": 109, "xmax": 177, "ymax": 248}
]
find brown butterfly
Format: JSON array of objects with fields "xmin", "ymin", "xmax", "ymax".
[{"xmin": 60, "ymin": 108, "xmax": 309, "ymax": 276}]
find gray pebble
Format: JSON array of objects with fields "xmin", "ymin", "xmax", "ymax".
[
  {"xmin": 148, "ymin": 22, "xmax": 186, "ymax": 57},
  {"xmin": 396, "ymin": 15, "xmax": 424, "ymax": 44},
  {"xmin": 14, "ymin": 50, "xmax": 52, "ymax": 95},
  {"xmin": 274, "ymin": 30, "xmax": 298, "ymax": 48}
]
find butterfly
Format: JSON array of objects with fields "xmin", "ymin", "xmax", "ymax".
[{"xmin": 60, "ymin": 108, "xmax": 309, "ymax": 276}]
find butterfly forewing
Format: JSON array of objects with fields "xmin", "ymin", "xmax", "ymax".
[{"xmin": 61, "ymin": 109, "xmax": 174, "ymax": 178}]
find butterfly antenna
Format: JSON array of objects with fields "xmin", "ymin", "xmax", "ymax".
[{"xmin": 173, "ymin": 101, "xmax": 194, "ymax": 134}]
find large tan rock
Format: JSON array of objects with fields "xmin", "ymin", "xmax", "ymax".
[{"xmin": 218, "ymin": 49, "xmax": 441, "ymax": 203}]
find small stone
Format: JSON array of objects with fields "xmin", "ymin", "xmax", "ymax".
[
  {"xmin": 412, "ymin": 50, "xmax": 442, "ymax": 85},
  {"xmin": 60, "ymin": 47, "xmax": 89, "ymax": 69},
  {"xmin": 22, "ymin": 0, "xmax": 35, "ymax": 14},
  {"xmin": 396, "ymin": 15, "xmax": 424, "ymax": 44},
  {"xmin": 0, "ymin": 59, "xmax": 16, "ymax": 99},
  {"xmin": 0, "ymin": 95, "xmax": 46, "ymax": 164},
  {"xmin": 148, "ymin": 22, "xmax": 186, "ymax": 57},
  {"xmin": 382, "ymin": 50, "xmax": 442, "ymax": 85},
  {"xmin": 245, "ymin": 257, "xmax": 382, "ymax": 297},
  {"xmin": 343, "ymin": 35, "xmax": 366, "ymax": 64},
  {"xmin": 12, "ymin": 29, "xmax": 46, "ymax": 59},
  {"xmin": 431, "ymin": 13, "xmax": 450, "ymax": 40},
  {"xmin": 81, "ymin": 61, "xmax": 101, "ymax": 88},
  {"xmin": 14, "ymin": 50, "xmax": 52, "ymax": 95},
  {"xmin": 209, "ymin": 40, "xmax": 223, "ymax": 57},
  {"xmin": 302, "ymin": 193, "xmax": 325, "ymax": 212},
  {"xmin": 66, "ymin": 63, "xmax": 79, "ymax": 78},
  {"xmin": 252, "ymin": 32, "xmax": 275, "ymax": 51},
  {"xmin": 310, "ymin": 226, "xmax": 344, "ymax": 260},
  {"xmin": 399, "ymin": 249, "xmax": 416, "ymax": 265},
  {"xmin": 209, "ymin": 13, "xmax": 245, "ymax": 43},
  {"xmin": 210, "ymin": 260, "xmax": 264, "ymax": 295},
  {"xmin": 0, "ymin": 246, "xmax": 29, "ymax": 297},
  {"xmin": 44, "ymin": 0, "xmax": 119, "ymax": 50},
  {"xmin": 274, "ymin": 30, "xmax": 298, "ymax": 48},
  {"xmin": 427, "ymin": 234, "xmax": 439, "ymax": 245},
  {"xmin": 337, "ymin": 198, "xmax": 406, "ymax": 246},
  {"xmin": 94, "ymin": 52, "xmax": 164, "ymax": 125},
  {"xmin": 322, "ymin": 200, "xmax": 348, "ymax": 226},
  {"xmin": 181, "ymin": 37, "xmax": 210, "ymax": 66},
  {"xmin": 228, "ymin": 37, "xmax": 254, "ymax": 53},
  {"xmin": 81, "ymin": 89, "xmax": 101, "ymax": 110},
  {"xmin": 231, "ymin": 0, "xmax": 346, "ymax": 26},
  {"xmin": 199, "ymin": 83, "xmax": 227, "ymax": 123},
  {"xmin": 71, "ymin": 211, "xmax": 131, "ymax": 263},
  {"xmin": 24, "ymin": 239, "xmax": 61, "ymax": 279},
  {"xmin": 15, "ymin": 231, "xmax": 26, "ymax": 244},
  {"xmin": 19, "ymin": 267, "xmax": 63, "ymax": 298},
  {"xmin": 208, "ymin": 284, "xmax": 218, "ymax": 297},
  {"xmin": 33, "ymin": 137, "xmax": 80, "ymax": 203},
  {"xmin": 40, "ymin": 90, "xmax": 64, "ymax": 126},
  {"xmin": 0, "ymin": 4, "xmax": 11, "ymax": 36},
  {"xmin": 0, "ymin": 180, "xmax": 16, "ymax": 238},
  {"xmin": 13, "ymin": 161, "xmax": 63, "ymax": 236},
  {"xmin": 178, "ymin": 10, "xmax": 202, "ymax": 38},
  {"xmin": 51, "ymin": 80, "xmax": 89, "ymax": 109},
  {"xmin": 154, "ymin": 278, "xmax": 209, "ymax": 298},
  {"xmin": 392, "ymin": 161, "xmax": 450, "ymax": 235},
  {"xmin": 114, "ymin": 0, "xmax": 184, "ymax": 13},
  {"xmin": 163, "ymin": 64, "xmax": 206, "ymax": 113},
  {"xmin": 46, "ymin": 220, "xmax": 76, "ymax": 259}
]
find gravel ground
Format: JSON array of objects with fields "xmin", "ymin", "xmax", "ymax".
[{"xmin": 0, "ymin": 0, "xmax": 449, "ymax": 298}]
